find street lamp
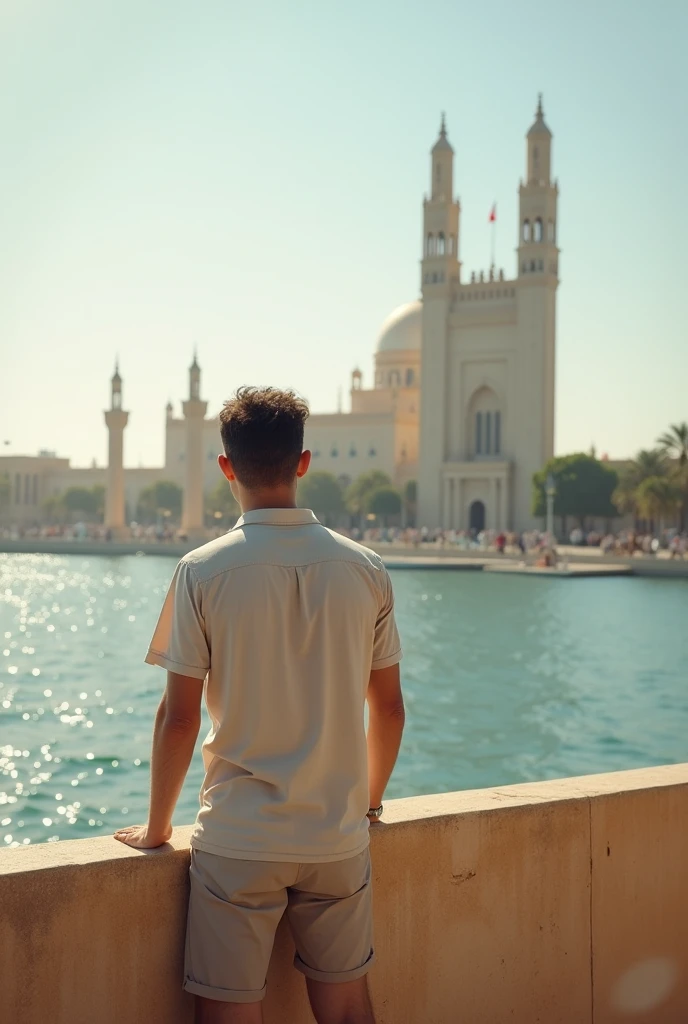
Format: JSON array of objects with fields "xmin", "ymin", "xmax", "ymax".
[{"xmin": 545, "ymin": 473, "xmax": 556, "ymax": 544}]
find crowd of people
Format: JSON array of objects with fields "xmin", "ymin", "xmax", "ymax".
[
  {"xmin": 2, "ymin": 520, "xmax": 687, "ymax": 559},
  {"xmin": 342, "ymin": 525, "xmax": 688, "ymax": 559}
]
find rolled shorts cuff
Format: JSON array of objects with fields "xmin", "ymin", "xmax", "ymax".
[
  {"xmin": 293, "ymin": 948, "xmax": 375, "ymax": 984},
  {"xmin": 183, "ymin": 977, "xmax": 267, "ymax": 1003}
]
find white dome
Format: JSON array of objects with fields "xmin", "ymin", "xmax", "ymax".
[{"xmin": 376, "ymin": 301, "xmax": 422, "ymax": 353}]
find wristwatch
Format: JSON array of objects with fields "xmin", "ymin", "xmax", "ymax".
[{"xmin": 367, "ymin": 805, "xmax": 383, "ymax": 820}]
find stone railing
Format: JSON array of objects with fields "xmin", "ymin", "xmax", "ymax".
[{"xmin": 1, "ymin": 764, "xmax": 687, "ymax": 1023}]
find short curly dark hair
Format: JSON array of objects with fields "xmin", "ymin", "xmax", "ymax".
[{"xmin": 219, "ymin": 387, "xmax": 310, "ymax": 489}]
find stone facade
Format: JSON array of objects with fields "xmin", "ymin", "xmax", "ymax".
[{"xmin": 418, "ymin": 98, "xmax": 558, "ymax": 531}]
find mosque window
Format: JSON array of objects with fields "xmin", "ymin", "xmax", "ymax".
[
  {"xmin": 548, "ymin": 220, "xmax": 555, "ymax": 242},
  {"xmin": 405, "ymin": 368, "xmax": 415, "ymax": 386},
  {"xmin": 349, "ymin": 446, "xmax": 357, "ymax": 457},
  {"xmin": 523, "ymin": 220, "xmax": 531, "ymax": 242},
  {"xmin": 368, "ymin": 447, "xmax": 377, "ymax": 457},
  {"xmin": 330, "ymin": 447, "xmax": 338, "ymax": 457},
  {"xmin": 437, "ymin": 232, "xmax": 446, "ymax": 256},
  {"xmin": 471, "ymin": 389, "xmax": 502, "ymax": 458},
  {"xmin": 530, "ymin": 260, "xmax": 536, "ymax": 272},
  {"xmin": 426, "ymin": 233, "xmax": 435, "ymax": 256},
  {"xmin": 534, "ymin": 218, "xmax": 543, "ymax": 242}
]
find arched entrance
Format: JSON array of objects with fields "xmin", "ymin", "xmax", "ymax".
[{"xmin": 469, "ymin": 500, "xmax": 485, "ymax": 532}]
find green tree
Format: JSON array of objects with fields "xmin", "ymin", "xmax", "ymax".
[
  {"xmin": 205, "ymin": 478, "xmax": 239, "ymax": 526},
  {"xmin": 345, "ymin": 471, "xmax": 392, "ymax": 518},
  {"xmin": 613, "ymin": 449, "xmax": 669, "ymax": 519},
  {"xmin": 42, "ymin": 493, "xmax": 66, "ymax": 523},
  {"xmin": 91, "ymin": 485, "xmax": 105, "ymax": 519},
  {"xmin": 0, "ymin": 473, "xmax": 10, "ymax": 513},
  {"xmin": 298, "ymin": 472, "xmax": 344, "ymax": 525},
  {"xmin": 367, "ymin": 486, "xmax": 402, "ymax": 524},
  {"xmin": 62, "ymin": 486, "xmax": 102, "ymax": 521},
  {"xmin": 533, "ymin": 454, "xmax": 619, "ymax": 533},
  {"xmin": 657, "ymin": 422, "xmax": 688, "ymax": 530},
  {"xmin": 136, "ymin": 480, "xmax": 183, "ymax": 524},
  {"xmin": 635, "ymin": 476, "xmax": 682, "ymax": 529},
  {"xmin": 403, "ymin": 480, "xmax": 417, "ymax": 527}
]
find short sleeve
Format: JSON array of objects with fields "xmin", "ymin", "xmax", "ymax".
[
  {"xmin": 145, "ymin": 560, "xmax": 209, "ymax": 679},
  {"xmin": 371, "ymin": 568, "xmax": 402, "ymax": 670}
]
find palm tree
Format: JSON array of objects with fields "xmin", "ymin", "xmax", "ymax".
[
  {"xmin": 635, "ymin": 477, "xmax": 682, "ymax": 532},
  {"xmin": 657, "ymin": 422, "xmax": 688, "ymax": 530},
  {"xmin": 613, "ymin": 449, "xmax": 668, "ymax": 519}
]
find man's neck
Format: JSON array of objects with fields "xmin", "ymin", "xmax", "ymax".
[{"xmin": 238, "ymin": 489, "xmax": 298, "ymax": 514}]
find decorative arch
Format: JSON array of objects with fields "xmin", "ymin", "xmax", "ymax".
[
  {"xmin": 534, "ymin": 217, "xmax": 543, "ymax": 242},
  {"xmin": 469, "ymin": 500, "xmax": 486, "ymax": 532},
  {"xmin": 437, "ymin": 232, "xmax": 446, "ymax": 256},
  {"xmin": 426, "ymin": 233, "xmax": 435, "ymax": 256},
  {"xmin": 466, "ymin": 385, "xmax": 503, "ymax": 459},
  {"xmin": 523, "ymin": 219, "xmax": 531, "ymax": 242}
]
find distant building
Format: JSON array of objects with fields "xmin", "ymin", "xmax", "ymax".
[{"xmin": 2, "ymin": 99, "xmax": 561, "ymax": 531}]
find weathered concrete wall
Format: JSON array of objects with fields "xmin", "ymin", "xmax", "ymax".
[{"xmin": 1, "ymin": 765, "xmax": 687, "ymax": 1024}]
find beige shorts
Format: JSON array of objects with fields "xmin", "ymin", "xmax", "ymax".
[{"xmin": 183, "ymin": 847, "xmax": 374, "ymax": 1003}]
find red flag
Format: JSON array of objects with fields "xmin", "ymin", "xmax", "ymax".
[{"xmin": 489, "ymin": 203, "xmax": 497, "ymax": 223}]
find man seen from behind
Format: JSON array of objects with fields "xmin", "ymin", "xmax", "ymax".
[{"xmin": 115, "ymin": 386, "xmax": 405, "ymax": 1024}]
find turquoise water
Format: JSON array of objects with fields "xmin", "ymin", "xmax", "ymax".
[{"xmin": 1, "ymin": 553, "xmax": 687, "ymax": 848}]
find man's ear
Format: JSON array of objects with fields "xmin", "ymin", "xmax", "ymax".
[
  {"xmin": 296, "ymin": 450, "xmax": 312, "ymax": 479},
  {"xmin": 218, "ymin": 454, "xmax": 236, "ymax": 482}
]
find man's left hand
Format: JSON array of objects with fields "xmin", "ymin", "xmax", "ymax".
[{"xmin": 114, "ymin": 824, "xmax": 172, "ymax": 849}]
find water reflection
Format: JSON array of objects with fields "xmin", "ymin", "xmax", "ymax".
[{"xmin": 1, "ymin": 553, "xmax": 687, "ymax": 846}]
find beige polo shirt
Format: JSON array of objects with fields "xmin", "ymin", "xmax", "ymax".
[{"xmin": 145, "ymin": 508, "xmax": 402, "ymax": 863}]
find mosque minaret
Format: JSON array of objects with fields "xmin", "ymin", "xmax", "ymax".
[
  {"xmin": 181, "ymin": 353, "xmax": 208, "ymax": 537},
  {"xmin": 103, "ymin": 363, "xmax": 129, "ymax": 536}
]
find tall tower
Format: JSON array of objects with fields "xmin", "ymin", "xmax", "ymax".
[
  {"xmin": 514, "ymin": 95, "xmax": 559, "ymax": 527},
  {"xmin": 518, "ymin": 94, "xmax": 559, "ymax": 280},
  {"xmin": 181, "ymin": 352, "xmax": 208, "ymax": 538},
  {"xmin": 418, "ymin": 116, "xmax": 461, "ymax": 528},
  {"xmin": 104, "ymin": 362, "xmax": 129, "ymax": 536}
]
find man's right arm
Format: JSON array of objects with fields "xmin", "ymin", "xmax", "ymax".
[{"xmin": 367, "ymin": 663, "xmax": 405, "ymax": 815}]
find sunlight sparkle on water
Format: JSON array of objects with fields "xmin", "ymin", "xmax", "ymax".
[{"xmin": 1, "ymin": 551, "xmax": 687, "ymax": 847}]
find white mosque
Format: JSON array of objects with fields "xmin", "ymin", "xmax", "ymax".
[{"xmin": 2, "ymin": 98, "xmax": 558, "ymax": 534}]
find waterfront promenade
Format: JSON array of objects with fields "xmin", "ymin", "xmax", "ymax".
[
  {"xmin": 1, "ymin": 535, "xmax": 687, "ymax": 577},
  {"xmin": 2, "ymin": 764, "xmax": 687, "ymax": 1023}
]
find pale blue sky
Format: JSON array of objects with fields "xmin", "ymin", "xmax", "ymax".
[{"xmin": 1, "ymin": 0, "xmax": 686, "ymax": 467}]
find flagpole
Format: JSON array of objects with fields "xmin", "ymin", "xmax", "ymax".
[{"xmin": 489, "ymin": 203, "xmax": 497, "ymax": 274}]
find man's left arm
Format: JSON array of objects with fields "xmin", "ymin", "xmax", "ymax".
[{"xmin": 114, "ymin": 671, "xmax": 203, "ymax": 849}]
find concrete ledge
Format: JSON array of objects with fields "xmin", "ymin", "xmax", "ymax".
[{"xmin": 1, "ymin": 765, "xmax": 688, "ymax": 1023}]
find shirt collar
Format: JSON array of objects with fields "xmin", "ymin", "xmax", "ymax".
[{"xmin": 233, "ymin": 507, "xmax": 321, "ymax": 529}]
